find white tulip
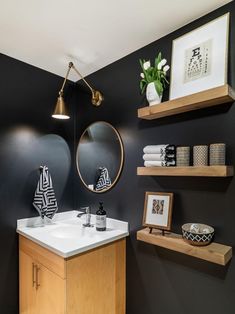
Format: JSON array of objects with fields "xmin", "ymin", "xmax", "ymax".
[
  {"xmin": 143, "ymin": 61, "xmax": 151, "ymax": 70},
  {"xmin": 163, "ymin": 65, "xmax": 170, "ymax": 73},
  {"xmin": 161, "ymin": 59, "xmax": 167, "ymax": 67},
  {"xmin": 140, "ymin": 73, "xmax": 145, "ymax": 78}
]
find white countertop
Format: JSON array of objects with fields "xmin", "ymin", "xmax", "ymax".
[{"xmin": 17, "ymin": 211, "xmax": 129, "ymax": 258}]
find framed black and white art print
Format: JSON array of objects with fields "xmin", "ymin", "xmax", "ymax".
[
  {"xmin": 143, "ymin": 192, "xmax": 173, "ymax": 231},
  {"xmin": 170, "ymin": 13, "xmax": 229, "ymax": 100}
]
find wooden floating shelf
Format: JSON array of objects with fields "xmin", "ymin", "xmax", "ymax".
[
  {"xmin": 137, "ymin": 166, "xmax": 234, "ymax": 177},
  {"xmin": 138, "ymin": 84, "xmax": 235, "ymax": 120},
  {"xmin": 137, "ymin": 228, "xmax": 232, "ymax": 266}
]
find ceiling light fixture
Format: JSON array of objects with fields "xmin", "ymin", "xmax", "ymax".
[{"xmin": 52, "ymin": 62, "xmax": 103, "ymax": 119}]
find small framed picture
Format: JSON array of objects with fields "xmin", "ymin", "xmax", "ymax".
[{"xmin": 143, "ymin": 192, "xmax": 173, "ymax": 231}]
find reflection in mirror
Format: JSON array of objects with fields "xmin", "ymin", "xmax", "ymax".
[{"xmin": 76, "ymin": 121, "xmax": 124, "ymax": 193}]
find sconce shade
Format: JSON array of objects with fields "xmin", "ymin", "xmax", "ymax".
[{"xmin": 52, "ymin": 95, "xmax": 70, "ymax": 119}]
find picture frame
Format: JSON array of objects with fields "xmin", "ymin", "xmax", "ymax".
[
  {"xmin": 170, "ymin": 13, "xmax": 229, "ymax": 100},
  {"xmin": 143, "ymin": 192, "xmax": 173, "ymax": 231}
]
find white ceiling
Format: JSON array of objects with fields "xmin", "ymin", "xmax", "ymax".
[{"xmin": 0, "ymin": 0, "xmax": 232, "ymax": 81}]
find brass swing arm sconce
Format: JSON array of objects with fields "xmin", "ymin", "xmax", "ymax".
[{"xmin": 52, "ymin": 62, "xmax": 103, "ymax": 119}]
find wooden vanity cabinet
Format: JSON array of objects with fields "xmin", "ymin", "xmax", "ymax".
[{"xmin": 19, "ymin": 235, "xmax": 126, "ymax": 314}]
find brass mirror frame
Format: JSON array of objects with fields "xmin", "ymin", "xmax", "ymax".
[{"xmin": 76, "ymin": 121, "xmax": 124, "ymax": 193}]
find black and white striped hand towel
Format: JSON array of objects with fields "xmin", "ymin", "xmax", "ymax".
[
  {"xmin": 143, "ymin": 145, "xmax": 176, "ymax": 154},
  {"xmin": 95, "ymin": 167, "xmax": 112, "ymax": 191},
  {"xmin": 144, "ymin": 160, "xmax": 176, "ymax": 167},
  {"xmin": 143, "ymin": 153, "xmax": 176, "ymax": 161},
  {"xmin": 33, "ymin": 166, "xmax": 58, "ymax": 219}
]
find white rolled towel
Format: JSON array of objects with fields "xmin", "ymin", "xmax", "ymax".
[
  {"xmin": 143, "ymin": 145, "xmax": 175, "ymax": 154},
  {"xmin": 143, "ymin": 153, "xmax": 175, "ymax": 161},
  {"xmin": 144, "ymin": 160, "xmax": 176, "ymax": 167}
]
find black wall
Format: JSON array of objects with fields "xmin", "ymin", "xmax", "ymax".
[
  {"xmin": 0, "ymin": 54, "xmax": 74, "ymax": 313},
  {"xmin": 74, "ymin": 2, "xmax": 235, "ymax": 314}
]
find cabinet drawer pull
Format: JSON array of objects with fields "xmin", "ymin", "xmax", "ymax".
[
  {"xmin": 32, "ymin": 263, "xmax": 36, "ymax": 287},
  {"xmin": 36, "ymin": 265, "xmax": 40, "ymax": 290}
]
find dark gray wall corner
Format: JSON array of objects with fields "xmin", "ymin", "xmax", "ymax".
[
  {"xmin": 0, "ymin": 54, "xmax": 75, "ymax": 313},
  {"xmin": 74, "ymin": 2, "xmax": 235, "ymax": 314}
]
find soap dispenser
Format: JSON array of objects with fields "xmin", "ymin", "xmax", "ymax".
[{"xmin": 96, "ymin": 202, "xmax": 106, "ymax": 231}]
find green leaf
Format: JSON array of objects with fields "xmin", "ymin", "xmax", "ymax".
[
  {"xmin": 139, "ymin": 59, "xmax": 145, "ymax": 72},
  {"xmin": 160, "ymin": 74, "xmax": 169, "ymax": 85},
  {"xmin": 158, "ymin": 52, "xmax": 162, "ymax": 61},
  {"xmin": 140, "ymin": 80, "xmax": 147, "ymax": 94},
  {"xmin": 154, "ymin": 57, "xmax": 158, "ymax": 68},
  {"xmin": 141, "ymin": 84, "xmax": 147, "ymax": 94},
  {"xmin": 145, "ymin": 70, "xmax": 152, "ymax": 83},
  {"xmin": 154, "ymin": 80, "xmax": 163, "ymax": 96},
  {"xmin": 154, "ymin": 52, "xmax": 162, "ymax": 68}
]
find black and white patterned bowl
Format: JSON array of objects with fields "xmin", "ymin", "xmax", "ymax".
[{"xmin": 182, "ymin": 223, "xmax": 214, "ymax": 246}]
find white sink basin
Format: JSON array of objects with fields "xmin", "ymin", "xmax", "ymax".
[
  {"xmin": 17, "ymin": 211, "xmax": 129, "ymax": 258},
  {"xmin": 49, "ymin": 225, "xmax": 87, "ymax": 239}
]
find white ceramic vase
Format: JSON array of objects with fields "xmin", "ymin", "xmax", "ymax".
[{"xmin": 146, "ymin": 82, "xmax": 162, "ymax": 106}]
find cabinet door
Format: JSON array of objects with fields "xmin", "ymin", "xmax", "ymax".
[
  {"xmin": 34, "ymin": 262, "xmax": 65, "ymax": 314},
  {"xmin": 66, "ymin": 239, "xmax": 126, "ymax": 314},
  {"xmin": 19, "ymin": 250, "xmax": 37, "ymax": 314}
]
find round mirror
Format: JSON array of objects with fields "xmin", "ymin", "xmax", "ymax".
[{"xmin": 76, "ymin": 121, "xmax": 124, "ymax": 193}]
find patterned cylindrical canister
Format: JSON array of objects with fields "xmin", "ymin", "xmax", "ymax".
[
  {"xmin": 193, "ymin": 145, "xmax": 208, "ymax": 166},
  {"xmin": 209, "ymin": 143, "xmax": 226, "ymax": 166},
  {"xmin": 176, "ymin": 146, "xmax": 190, "ymax": 166}
]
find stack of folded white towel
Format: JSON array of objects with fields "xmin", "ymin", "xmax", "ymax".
[{"xmin": 143, "ymin": 145, "xmax": 176, "ymax": 167}]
